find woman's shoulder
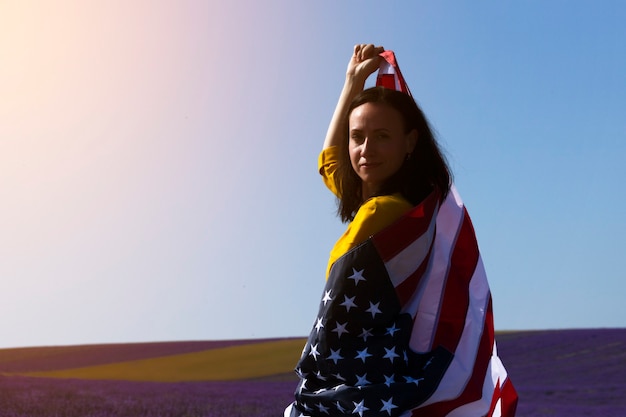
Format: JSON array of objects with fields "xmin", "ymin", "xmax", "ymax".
[
  {"xmin": 319, "ymin": 146, "xmax": 341, "ymax": 196},
  {"xmin": 361, "ymin": 193, "xmax": 413, "ymax": 213},
  {"xmin": 318, "ymin": 146, "xmax": 340, "ymax": 167},
  {"xmin": 352, "ymin": 193, "xmax": 414, "ymax": 237}
]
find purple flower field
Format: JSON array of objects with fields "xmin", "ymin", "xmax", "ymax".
[
  {"xmin": 497, "ymin": 328, "xmax": 626, "ymax": 416},
  {"xmin": 0, "ymin": 329, "xmax": 624, "ymax": 416},
  {"xmin": 0, "ymin": 376, "xmax": 295, "ymax": 417}
]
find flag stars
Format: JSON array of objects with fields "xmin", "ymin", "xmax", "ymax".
[
  {"xmin": 309, "ymin": 343, "xmax": 320, "ymax": 360},
  {"xmin": 348, "ymin": 268, "xmax": 366, "ymax": 286},
  {"xmin": 295, "ymin": 246, "xmax": 450, "ymax": 416},
  {"xmin": 359, "ymin": 328, "xmax": 373, "ymax": 342},
  {"xmin": 366, "ymin": 301, "xmax": 382, "ymax": 318},
  {"xmin": 340, "ymin": 295, "xmax": 357, "ymax": 312},
  {"xmin": 380, "ymin": 397, "xmax": 398, "ymax": 415},
  {"xmin": 317, "ymin": 403, "xmax": 330, "ymax": 414},
  {"xmin": 322, "ymin": 290, "xmax": 333, "ymax": 305},
  {"xmin": 327, "ymin": 348, "xmax": 344, "ymax": 364},
  {"xmin": 333, "ymin": 374, "xmax": 347, "ymax": 383},
  {"xmin": 332, "ymin": 321, "xmax": 349, "ymax": 338},
  {"xmin": 352, "ymin": 399, "xmax": 369, "ymax": 417},
  {"xmin": 404, "ymin": 375, "xmax": 424, "ymax": 386},
  {"xmin": 383, "ymin": 346, "xmax": 400, "ymax": 362},
  {"xmin": 315, "ymin": 370, "xmax": 328, "ymax": 381},
  {"xmin": 386, "ymin": 323, "xmax": 400, "ymax": 337},
  {"xmin": 355, "ymin": 373, "xmax": 371, "ymax": 386},
  {"xmin": 355, "ymin": 347, "xmax": 372, "ymax": 362},
  {"xmin": 315, "ymin": 317, "xmax": 324, "ymax": 332},
  {"xmin": 298, "ymin": 379, "xmax": 307, "ymax": 394}
]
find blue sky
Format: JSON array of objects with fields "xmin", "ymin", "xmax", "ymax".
[{"xmin": 1, "ymin": 1, "xmax": 624, "ymax": 348}]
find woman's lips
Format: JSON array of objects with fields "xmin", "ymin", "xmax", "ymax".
[{"xmin": 360, "ymin": 162, "xmax": 381, "ymax": 169}]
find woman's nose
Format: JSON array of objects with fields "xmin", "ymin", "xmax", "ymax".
[{"xmin": 361, "ymin": 137, "xmax": 373, "ymax": 156}]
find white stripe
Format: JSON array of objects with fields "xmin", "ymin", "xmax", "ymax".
[
  {"xmin": 378, "ymin": 60, "xmax": 394, "ymax": 75},
  {"xmin": 406, "ymin": 185, "xmax": 465, "ymax": 352},
  {"xmin": 417, "ymin": 256, "xmax": 491, "ymax": 407},
  {"xmin": 395, "ymin": 76, "xmax": 402, "ymax": 91},
  {"xmin": 442, "ymin": 352, "xmax": 508, "ymax": 417},
  {"xmin": 378, "ymin": 58, "xmax": 402, "ymax": 91}
]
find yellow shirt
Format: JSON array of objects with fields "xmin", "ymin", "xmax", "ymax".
[{"xmin": 319, "ymin": 146, "xmax": 414, "ymax": 278}]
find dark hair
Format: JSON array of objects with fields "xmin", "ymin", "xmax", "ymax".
[{"xmin": 335, "ymin": 86, "xmax": 452, "ymax": 222}]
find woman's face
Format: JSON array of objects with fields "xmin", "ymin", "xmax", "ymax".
[{"xmin": 348, "ymin": 102, "xmax": 417, "ymax": 198}]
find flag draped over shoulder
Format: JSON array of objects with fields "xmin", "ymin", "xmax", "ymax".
[{"xmin": 285, "ymin": 51, "xmax": 517, "ymax": 417}]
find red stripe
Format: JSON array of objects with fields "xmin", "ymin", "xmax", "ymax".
[
  {"xmin": 500, "ymin": 377, "xmax": 519, "ymax": 417},
  {"xmin": 487, "ymin": 377, "xmax": 502, "ymax": 417},
  {"xmin": 487, "ymin": 376, "xmax": 518, "ymax": 417},
  {"xmin": 377, "ymin": 51, "xmax": 412, "ymax": 96},
  {"xmin": 372, "ymin": 190, "xmax": 439, "ymax": 262},
  {"xmin": 431, "ymin": 208, "xmax": 479, "ymax": 352},
  {"xmin": 393, "ymin": 243, "xmax": 433, "ymax": 307},
  {"xmin": 376, "ymin": 73, "xmax": 397, "ymax": 90}
]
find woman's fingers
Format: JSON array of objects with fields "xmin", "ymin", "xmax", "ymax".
[
  {"xmin": 354, "ymin": 44, "xmax": 384, "ymax": 61},
  {"xmin": 347, "ymin": 44, "xmax": 385, "ymax": 80}
]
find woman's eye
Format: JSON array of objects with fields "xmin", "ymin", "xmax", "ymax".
[{"xmin": 351, "ymin": 134, "xmax": 364, "ymax": 144}]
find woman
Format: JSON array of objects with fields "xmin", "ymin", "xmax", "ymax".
[
  {"xmin": 285, "ymin": 44, "xmax": 517, "ymax": 417},
  {"xmin": 320, "ymin": 44, "xmax": 451, "ymax": 280}
]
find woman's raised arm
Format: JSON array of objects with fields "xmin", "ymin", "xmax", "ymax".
[{"xmin": 322, "ymin": 44, "xmax": 384, "ymax": 150}]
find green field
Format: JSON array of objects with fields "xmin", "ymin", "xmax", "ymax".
[{"xmin": 2, "ymin": 338, "xmax": 306, "ymax": 382}]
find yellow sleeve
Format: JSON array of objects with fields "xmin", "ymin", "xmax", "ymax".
[
  {"xmin": 326, "ymin": 194, "xmax": 413, "ymax": 278},
  {"xmin": 318, "ymin": 146, "xmax": 341, "ymax": 197}
]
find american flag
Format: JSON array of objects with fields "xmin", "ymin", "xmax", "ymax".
[
  {"xmin": 285, "ymin": 187, "xmax": 517, "ymax": 417},
  {"xmin": 376, "ymin": 50, "xmax": 412, "ymax": 96},
  {"xmin": 284, "ymin": 51, "xmax": 517, "ymax": 417}
]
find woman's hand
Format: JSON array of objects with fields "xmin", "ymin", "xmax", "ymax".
[{"xmin": 346, "ymin": 44, "xmax": 385, "ymax": 84}]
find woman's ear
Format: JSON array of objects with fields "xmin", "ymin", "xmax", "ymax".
[{"xmin": 406, "ymin": 129, "xmax": 418, "ymax": 153}]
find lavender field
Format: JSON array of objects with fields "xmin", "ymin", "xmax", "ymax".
[
  {"xmin": 0, "ymin": 329, "xmax": 624, "ymax": 416},
  {"xmin": 496, "ymin": 328, "xmax": 626, "ymax": 416},
  {"xmin": 0, "ymin": 376, "xmax": 294, "ymax": 417}
]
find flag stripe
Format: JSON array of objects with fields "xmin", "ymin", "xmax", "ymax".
[
  {"xmin": 377, "ymin": 51, "xmax": 412, "ymax": 96},
  {"xmin": 407, "ymin": 186, "xmax": 466, "ymax": 353},
  {"xmin": 487, "ymin": 378, "xmax": 503, "ymax": 417},
  {"xmin": 372, "ymin": 190, "xmax": 439, "ymax": 263},
  {"xmin": 377, "ymin": 73, "xmax": 399, "ymax": 91},
  {"xmin": 393, "ymin": 245, "xmax": 433, "ymax": 308},
  {"xmin": 419, "ymin": 271, "xmax": 493, "ymax": 408},
  {"xmin": 412, "ymin": 298, "xmax": 494, "ymax": 416},
  {"xmin": 499, "ymin": 377, "xmax": 519, "ymax": 416},
  {"xmin": 372, "ymin": 191, "xmax": 440, "ymax": 307},
  {"xmin": 432, "ymin": 208, "xmax": 480, "ymax": 353}
]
